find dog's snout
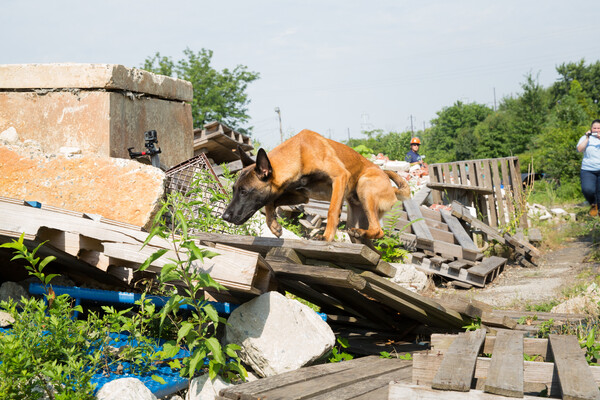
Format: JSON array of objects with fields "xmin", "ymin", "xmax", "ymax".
[{"xmin": 222, "ymin": 210, "xmax": 232, "ymax": 222}]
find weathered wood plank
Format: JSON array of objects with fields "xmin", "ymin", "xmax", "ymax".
[
  {"xmin": 431, "ymin": 329, "xmax": 486, "ymax": 391},
  {"xmin": 490, "ymin": 159, "xmax": 507, "ymax": 226},
  {"xmin": 483, "ymin": 330, "xmax": 524, "ymax": 397},
  {"xmin": 427, "ymin": 182, "xmax": 494, "ymax": 194},
  {"xmin": 403, "ymin": 199, "xmax": 434, "ymax": 241},
  {"xmin": 451, "ymin": 201, "xmax": 506, "ymax": 244},
  {"xmin": 468, "ymin": 256, "xmax": 507, "ymax": 277},
  {"xmin": 191, "ymin": 232, "xmax": 381, "ymax": 266},
  {"xmin": 268, "ymin": 262, "xmax": 366, "ymax": 290},
  {"xmin": 413, "ymin": 186, "xmax": 432, "ymax": 206},
  {"xmin": 431, "ymin": 334, "xmax": 550, "ymax": 361},
  {"xmin": 549, "ymin": 334, "xmax": 600, "ymax": 400},
  {"xmin": 389, "ymin": 384, "xmax": 542, "ymax": 400},
  {"xmin": 440, "ymin": 210, "xmax": 478, "ymax": 251}
]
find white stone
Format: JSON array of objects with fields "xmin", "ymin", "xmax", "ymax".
[
  {"xmin": 550, "ymin": 208, "xmax": 567, "ymax": 215},
  {"xmin": 0, "ymin": 126, "xmax": 19, "ymax": 143},
  {"xmin": 384, "ymin": 160, "xmax": 410, "ymax": 172},
  {"xmin": 59, "ymin": 146, "xmax": 82, "ymax": 156},
  {"xmin": 186, "ymin": 375, "xmax": 233, "ymax": 400},
  {"xmin": 389, "ymin": 263, "xmax": 429, "ymax": 292},
  {"xmin": 0, "ymin": 311, "xmax": 15, "ymax": 327},
  {"xmin": 224, "ymin": 291, "xmax": 335, "ymax": 377},
  {"xmin": 95, "ymin": 378, "xmax": 157, "ymax": 400}
]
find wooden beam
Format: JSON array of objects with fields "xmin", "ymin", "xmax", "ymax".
[{"xmin": 483, "ymin": 330, "xmax": 524, "ymax": 397}]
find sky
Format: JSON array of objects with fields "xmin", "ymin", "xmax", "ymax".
[{"xmin": 2, "ymin": 1, "xmax": 599, "ymax": 150}]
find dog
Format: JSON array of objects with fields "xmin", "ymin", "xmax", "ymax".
[{"xmin": 222, "ymin": 129, "xmax": 411, "ymax": 242}]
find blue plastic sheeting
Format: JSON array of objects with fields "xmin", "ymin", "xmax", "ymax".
[{"xmin": 29, "ymin": 283, "xmax": 237, "ymax": 315}]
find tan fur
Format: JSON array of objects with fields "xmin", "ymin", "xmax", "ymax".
[{"xmin": 222, "ymin": 129, "xmax": 411, "ymax": 241}]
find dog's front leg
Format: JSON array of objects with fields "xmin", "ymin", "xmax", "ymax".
[
  {"xmin": 264, "ymin": 203, "xmax": 282, "ymax": 237},
  {"xmin": 323, "ymin": 174, "xmax": 349, "ymax": 241}
]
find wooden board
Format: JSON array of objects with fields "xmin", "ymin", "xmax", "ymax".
[
  {"xmin": 389, "ymin": 384, "xmax": 542, "ymax": 400},
  {"xmin": 219, "ymin": 356, "xmax": 411, "ymax": 400},
  {"xmin": 403, "ymin": 199, "xmax": 434, "ymax": 241},
  {"xmin": 191, "ymin": 232, "xmax": 381, "ymax": 266},
  {"xmin": 431, "ymin": 329, "xmax": 486, "ymax": 391},
  {"xmin": 549, "ymin": 334, "xmax": 600, "ymax": 400},
  {"xmin": 440, "ymin": 210, "xmax": 478, "ymax": 252},
  {"xmin": 268, "ymin": 261, "xmax": 366, "ymax": 290},
  {"xmin": 483, "ymin": 330, "xmax": 524, "ymax": 397}
]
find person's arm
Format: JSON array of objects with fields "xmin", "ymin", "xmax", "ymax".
[{"xmin": 577, "ymin": 132, "xmax": 591, "ymax": 152}]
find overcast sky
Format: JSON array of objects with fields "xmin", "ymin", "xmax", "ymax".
[{"xmin": 2, "ymin": 1, "xmax": 599, "ymax": 149}]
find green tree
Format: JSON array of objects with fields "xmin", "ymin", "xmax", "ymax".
[
  {"xmin": 143, "ymin": 48, "xmax": 260, "ymax": 133},
  {"xmin": 424, "ymin": 101, "xmax": 493, "ymax": 163},
  {"xmin": 552, "ymin": 59, "xmax": 600, "ymax": 104}
]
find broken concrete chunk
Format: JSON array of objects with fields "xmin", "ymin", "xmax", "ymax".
[
  {"xmin": 0, "ymin": 143, "xmax": 165, "ymax": 229},
  {"xmin": 224, "ymin": 291, "xmax": 335, "ymax": 378},
  {"xmin": 185, "ymin": 375, "xmax": 233, "ymax": 400}
]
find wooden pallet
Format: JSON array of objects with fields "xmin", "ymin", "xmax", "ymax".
[
  {"xmin": 413, "ymin": 253, "xmax": 506, "ymax": 288},
  {"xmin": 410, "ymin": 329, "xmax": 600, "ymax": 399},
  {"xmin": 193, "ymin": 121, "xmax": 253, "ymax": 164},
  {"xmin": 218, "ymin": 355, "xmax": 412, "ymax": 400}
]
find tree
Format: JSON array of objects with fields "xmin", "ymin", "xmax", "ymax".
[
  {"xmin": 143, "ymin": 48, "xmax": 260, "ymax": 133},
  {"xmin": 424, "ymin": 101, "xmax": 493, "ymax": 163}
]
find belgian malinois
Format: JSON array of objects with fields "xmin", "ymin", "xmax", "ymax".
[{"xmin": 222, "ymin": 129, "xmax": 411, "ymax": 242}]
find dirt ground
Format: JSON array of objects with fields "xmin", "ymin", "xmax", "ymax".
[{"xmin": 432, "ymin": 235, "xmax": 600, "ymax": 311}]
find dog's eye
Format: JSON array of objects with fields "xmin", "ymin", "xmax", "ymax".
[{"xmin": 239, "ymin": 188, "xmax": 248, "ymax": 196}]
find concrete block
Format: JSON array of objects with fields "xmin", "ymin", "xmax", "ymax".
[{"xmin": 0, "ymin": 64, "xmax": 193, "ymax": 169}]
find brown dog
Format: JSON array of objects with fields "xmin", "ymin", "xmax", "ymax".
[{"xmin": 222, "ymin": 129, "xmax": 411, "ymax": 241}]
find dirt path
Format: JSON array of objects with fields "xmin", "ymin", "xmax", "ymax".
[{"xmin": 434, "ymin": 236, "xmax": 598, "ymax": 310}]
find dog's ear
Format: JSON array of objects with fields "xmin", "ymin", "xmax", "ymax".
[
  {"xmin": 255, "ymin": 148, "xmax": 272, "ymax": 181},
  {"xmin": 237, "ymin": 145, "xmax": 255, "ymax": 167}
]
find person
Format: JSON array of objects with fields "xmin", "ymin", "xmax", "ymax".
[
  {"xmin": 576, "ymin": 119, "xmax": 600, "ymax": 217},
  {"xmin": 405, "ymin": 137, "xmax": 423, "ymax": 166}
]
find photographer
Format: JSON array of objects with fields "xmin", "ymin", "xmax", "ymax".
[{"xmin": 577, "ymin": 119, "xmax": 600, "ymax": 217}]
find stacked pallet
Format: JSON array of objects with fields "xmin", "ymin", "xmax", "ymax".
[
  {"xmin": 400, "ymin": 329, "xmax": 600, "ymax": 399},
  {"xmin": 0, "ymin": 197, "xmax": 273, "ymax": 295},
  {"xmin": 193, "ymin": 121, "xmax": 253, "ymax": 164}
]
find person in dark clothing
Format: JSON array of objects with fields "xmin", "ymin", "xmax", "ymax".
[{"xmin": 405, "ymin": 137, "xmax": 423, "ymax": 166}]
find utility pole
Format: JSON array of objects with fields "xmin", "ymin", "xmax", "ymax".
[
  {"xmin": 274, "ymin": 107, "xmax": 283, "ymax": 143},
  {"xmin": 493, "ymin": 88, "xmax": 497, "ymax": 111},
  {"xmin": 409, "ymin": 115, "xmax": 415, "ymax": 136}
]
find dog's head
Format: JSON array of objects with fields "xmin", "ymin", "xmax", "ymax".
[{"xmin": 222, "ymin": 146, "xmax": 273, "ymax": 225}]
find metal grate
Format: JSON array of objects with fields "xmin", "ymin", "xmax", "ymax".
[{"xmin": 164, "ymin": 153, "xmax": 230, "ymax": 233}]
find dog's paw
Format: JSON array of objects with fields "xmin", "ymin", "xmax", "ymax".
[
  {"xmin": 347, "ymin": 228, "xmax": 364, "ymax": 238},
  {"xmin": 313, "ymin": 234, "xmax": 326, "ymax": 241},
  {"xmin": 269, "ymin": 221, "xmax": 283, "ymax": 237}
]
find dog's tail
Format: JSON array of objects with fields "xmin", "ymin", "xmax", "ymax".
[{"xmin": 384, "ymin": 170, "xmax": 411, "ymax": 200}]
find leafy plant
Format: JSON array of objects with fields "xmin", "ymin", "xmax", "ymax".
[
  {"xmin": 380, "ymin": 351, "xmax": 412, "ymax": 360},
  {"xmin": 328, "ymin": 337, "xmax": 354, "ymax": 363},
  {"xmin": 373, "ymin": 207, "xmax": 411, "ymax": 262},
  {"xmin": 139, "ymin": 187, "xmax": 247, "ymax": 381},
  {"xmin": 536, "ymin": 319, "xmax": 555, "ymax": 338},
  {"xmin": 579, "ymin": 327, "xmax": 600, "ymax": 366},
  {"xmin": 463, "ymin": 317, "xmax": 481, "ymax": 331}
]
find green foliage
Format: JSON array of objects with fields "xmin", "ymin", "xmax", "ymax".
[
  {"xmin": 352, "ymin": 144, "xmax": 375, "ymax": 157},
  {"xmin": 579, "ymin": 327, "xmax": 600, "ymax": 366},
  {"xmin": 525, "ymin": 301, "xmax": 559, "ymax": 313},
  {"xmin": 373, "ymin": 207, "xmax": 410, "ymax": 263},
  {"xmin": 140, "ymin": 187, "xmax": 247, "ymax": 381},
  {"xmin": 346, "ymin": 129, "xmax": 413, "ymax": 161},
  {"xmin": 142, "ymin": 48, "xmax": 260, "ymax": 133},
  {"xmin": 380, "ymin": 351, "xmax": 412, "ymax": 360},
  {"xmin": 536, "ymin": 319, "xmax": 555, "ymax": 339},
  {"xmin": 328, "ymin": 337, "xmax": 354, "ymax": 363},
  {"xmin": 463, "ymin": 317, "xmax": 481, "ymax": 331}
]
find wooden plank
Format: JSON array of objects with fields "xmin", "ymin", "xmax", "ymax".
[
  {"xmin": 432, "ymin": 334, "xmax": 551, "ymax": 361},
  {"xmin": 403, "ymin": 199, "xmax": 434, "ymax": 241},
  {"xmin": 483, "ymin": 330, "xmax": 524, "ymax": 397},
  {"xmin": 432, "ymin": 329, "xmax": 486, "ymax": 391},
  {"xmin": 427, "ymin": 182, "xmax": 494, "ymax": 194},
  {"xmin": 413, "ymin": 186, "xmax": 432, "ymax": 206},
  {"xmin": 451, "ymin": 201, "xmax": 506, "ymax": 244},
  {"xmin": 268, "ymin": 262, "xmax": 366, "ymax": 290},
  {"xmin": 481, "ymin": 312, "xmax": 517, "ymax": 330},
  {"xmin": 459, "ymin": 162, "xmax": 469, "ymax": 185},
  {"xmin": 416, "ymin": 237, "xmax": 481, "ymax": 261},
  {"xmin": 360, "ymin": 271, "xmax": 468, "ymax": 328},
  {"xmin": 395, "ymin": 218, "xmax": 456, "ymax": 244},
  {"xmin": 549, "ymin": 334, "xmax": 600, "ymax": 400},
  {"xmin": 451, "ymin": 162, "xmax": 460, "ymax": 185},
  {"xmin": 192, "ymin": 232, "xmax": 381, "ymax": 266},
  {"xmin": 389, "ymin": 384, "xmax": 542, "ymax": 400},
  {"xmin": 489, "ymin": 159, "xmax": 507, "ymax": 226},
  {"xmin": 219, "ymin": 355, "xmax": 386, "ymax": 399},
  {"xmin": 468, "ymin": 256, "xmax": 507, "ymax": 277},
  {"xmin": 509, "ymin": 157, "xmax": 529, "ymax": 228},
  {"xmin": 481, "ymin": 160, "xmax": 498, "ymax": 227},
  {"xmin": 499, "ymin": 158, "xmax": 515, "ymax": 219},
  {"xmin": 415, "ymin": 353, "xmax": 600, "ymax": 398},
  {"xmin": 440, "ymin": 210, "xmax": 478, "ymax": 251}
]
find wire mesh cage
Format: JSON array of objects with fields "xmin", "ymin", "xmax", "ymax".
[{"xmin": 164, "ymin": 153, "xmax": 231, "ymax": 234}]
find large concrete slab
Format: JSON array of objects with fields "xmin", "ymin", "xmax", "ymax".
[
  {"xmin": 0, "ymin": 63, "xmax": 193, "ymax": 101},
  {"xmin": 0, "ymin": 64, "xmax": 194, "ymax": 168}
]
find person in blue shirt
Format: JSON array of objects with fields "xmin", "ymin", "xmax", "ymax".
[
  {"xmin": 577, "ymin": 119, "xmax": 600, "ymax": 217},
  {"xmin": 405, "ymin": 137, "xmax": 423, "ymax": 166}
]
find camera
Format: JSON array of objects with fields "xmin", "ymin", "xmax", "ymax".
[{"xmin": 144, "ymin": 130, "xmax": 158, "ymax": 143}]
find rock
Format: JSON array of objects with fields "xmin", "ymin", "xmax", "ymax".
[
  {"xmin": 0, "ymin": 126, "xmax": 18, "ymax": 143},
  {"xmin": 551, "ymin": 295, "xmax": 600, "ymax": 315},
  {"xmin": 0, "ymin": 281, "xmax": 29, "ymax": 304},
  {"xmin": 95, "ymin": 378, "xmax": 157, "ymax": 400},
  {"xmin": 0, "ymin": 311, "xmax": 15, "ymax": 327},
  {"xmin": 389, "ymin": 263, "xmax": 429, "ymax": 292},
  {"xmin": 59, "ymin": 146, "xmax": 82, "ymax": 156},
  {"xmin": 186, "ymin": 375, "xmax": 233, "ymax": 400},
  {"xmin": 550, "ymin": 208, "xmax": 567, "ymax": 215},
  {"xmin": 224, "ymin": 291, "xmax": 335, "ymax": 377},
  {"xmin": 0, "ymin": 143, "xmax": 166, "ymax": 229}
]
